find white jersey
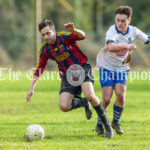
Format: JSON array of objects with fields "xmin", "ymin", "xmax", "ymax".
[{"xmin": 96, "ymin": 24, "xmax": 149, "ymax": 71}]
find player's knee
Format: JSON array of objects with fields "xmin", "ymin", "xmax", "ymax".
[
  {"xmin": 85, "ymin": 94, "xmax": 96, "ymax": 103},
  {"xmin": 59, "ymin": 104, "xmax": 70, "ymax": 112},
  {"xmin": 116, "ymin": 91, "xmax": 124, "ymax": 99},
  {"xmin": 116, "ymin": 92, "xmax": 125, "ymax": 105},
  {"xmin": 104, "ymin": 99, "xmax": 111, "ymax": 107},
  {"xmin": 103, "ymin": 95, "xmax": 112, "ymax": 106}
]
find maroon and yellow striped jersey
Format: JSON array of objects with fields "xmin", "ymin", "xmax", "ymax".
[{"xmin": 34, "ymin": 31, "xmax": 88, "ymax": 77}]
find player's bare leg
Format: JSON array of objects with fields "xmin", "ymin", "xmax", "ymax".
[
  {"xmin": 96, "ymin": 86, "xmax": 113, "ymax": 136},
  {"xmin": 81, "ymin": 82, "xmax": 113, "ymax": 138},
  {"xmin": 59, "ymin": 92, "xmax": 74, "ymax": 112},
  {"xmin": 102, "ymin": 86, "xmax": 114, "ymax": 110},
  {"xmin": 59, "ymin": 92, "xmax": 92, "ymax": 120},
  {"xmin": 112, "ymin": 83, "xmax": 126, "ymax": 134}
]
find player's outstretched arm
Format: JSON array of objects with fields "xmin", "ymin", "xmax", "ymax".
[
  {"xmin": 27, "ymin": 54, "xmax": 48, "ymax": 102},
  {"xmin": 26, "ymin": 76, "xmax": 39, "ymax": 102},
  {"xmin": 64, "ymin": 22, "xmax": 86, "ymax": 38},
  {"xmin": 107, "ymin": 42, "xmax": 136, "ymax": 52}
]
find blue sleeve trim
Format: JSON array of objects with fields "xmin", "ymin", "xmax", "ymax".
[
  {"xmin": 145, "ymin": 35, "xmax": 150, "ymax": 44},
  {"xmin": 106, "ymin": 40, "xmax": 115, "ymax": 44}
]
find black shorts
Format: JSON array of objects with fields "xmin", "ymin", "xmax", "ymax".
[{"xmin": 59, "ymin": 63, "xmax": 94, "ymax": 98}]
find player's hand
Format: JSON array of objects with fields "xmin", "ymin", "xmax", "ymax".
[
  {"xmin": 64, "ymin": 23, "xmax": 75, "ymax": 32},
  {"xmin": 128, "ymin": 44, "xmax": 136, "ymax": 51},
  {"xmin": 122, "ymin": 53, "xmax": 132, "ymax": 64},
  {"xmin": 26, "ymin": 88, "xmax": 34, "ymax": 102}
]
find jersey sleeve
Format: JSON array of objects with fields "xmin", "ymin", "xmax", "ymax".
[
  {"xmin": 34, "ymin": 53, "xmax": 48, "ymax": 77},
  {"xmin": 65, "ymin": 33, "xmax": 86, "ymax": 45},
  {"xmin": 135, "ymin": 27, "xmax": 150, "ymax": 44},
  {"xmin": 105, "ymin": 26, "xmax": 116, "ymax": 44}
]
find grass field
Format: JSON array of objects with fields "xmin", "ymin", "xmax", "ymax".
[{"xmin": 0, "ymin": 71, "xmax": 150, "ymax": 150}]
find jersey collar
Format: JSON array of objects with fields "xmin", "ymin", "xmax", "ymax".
[{"xmin": 115, "ymin": 24, "xmax": 129, "ymax": 35}]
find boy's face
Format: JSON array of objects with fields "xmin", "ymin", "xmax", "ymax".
[
  {"xmin": 40, "ymin": 26, "xmax": 56, "ymax": 44},
  {"xmin": 115, "ymin": 14, "xmax": 131, "ymax": 33}
]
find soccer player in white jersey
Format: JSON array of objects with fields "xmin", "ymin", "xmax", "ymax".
[{"xmin": 95, "ymin": 6, "xmax": 150, "ymax": 135}]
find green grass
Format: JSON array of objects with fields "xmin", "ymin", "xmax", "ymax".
[{"xmin": 0, "ymin": 72, "xmax": 150, "ymax": 150}]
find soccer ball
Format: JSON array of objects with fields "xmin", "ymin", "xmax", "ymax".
[{"xmin": 26, "ymin": 124, "xmax": 44, "ymax": 141}]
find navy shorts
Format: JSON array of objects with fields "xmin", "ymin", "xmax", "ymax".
[
  {"xmin": 60, "ymin": 63, "xmax": 94, "ymax": 98},
  {"xmin": 99, "ymin": 68, "xmax": 129, "ymax": 88}
]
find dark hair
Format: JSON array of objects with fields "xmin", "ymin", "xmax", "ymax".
[
  {"xmin": 115, "ymin": 6, "xmax": 132, "ymax": 18},
  {"xmin": 38, "ymin": 19, "xmax": 55, "ymax": 31}
]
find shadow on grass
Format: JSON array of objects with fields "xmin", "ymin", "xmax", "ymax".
[
  {"xmin": 0, "ymin": 133, "xmax": 99, "ymax": 143},
  {"xmin": 44, "ymin": 134, "xmax": 97, "ymax": 141}
]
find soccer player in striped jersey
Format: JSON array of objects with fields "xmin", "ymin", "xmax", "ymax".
[
  {"xmin": 96, "ymin": 6, "xmax": 150, "ymax": 135},
  {"xmin": 26, "ymin": 19, "xmax": 113, "ymax": 138}
]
